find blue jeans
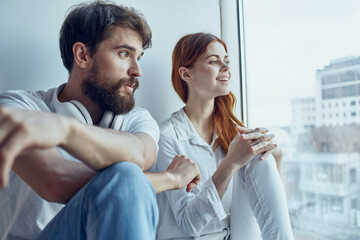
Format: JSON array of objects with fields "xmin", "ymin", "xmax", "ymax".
[{"xmin": 38, "ymin": 162, "xmax": 158, "ymax": 240}]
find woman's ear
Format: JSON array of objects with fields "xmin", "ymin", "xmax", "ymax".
[
  {"xmin": 179, "ymin": 67, "xmax": 192, "ymax": 83},
  {"xmin": 72, "ymin": 42, "xmax": 91, "ymax": 69}
]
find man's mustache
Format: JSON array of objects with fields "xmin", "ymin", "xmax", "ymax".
[{"xmin": 112, "ymin": 77, "xmax": 139, "ymax": 92}]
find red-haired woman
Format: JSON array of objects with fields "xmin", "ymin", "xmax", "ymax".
[{"xmin": 154, "ymin": 33, "xmax": 294, "ymax": 240}]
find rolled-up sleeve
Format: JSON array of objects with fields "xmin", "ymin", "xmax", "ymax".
[
  {"xmin": 156, "ymin": 133, "xmax": 227, "ymax": 236},
  {"xmin": 123, "ymin": 108, "xmax": 160, "ymax": 150}
]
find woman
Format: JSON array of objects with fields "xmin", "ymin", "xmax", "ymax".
[{"xmin": 154, "ymin": 33, "xmax": 293, "ymax": 240}]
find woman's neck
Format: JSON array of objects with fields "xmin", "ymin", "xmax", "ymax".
[{"xmin": 184, "ymin": 97, "xmax": 215, "ymax": 144}]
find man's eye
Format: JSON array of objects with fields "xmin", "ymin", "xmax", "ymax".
[{"xmin": 119, "ymin": 51, "xmax": 129, "ymax": 57}]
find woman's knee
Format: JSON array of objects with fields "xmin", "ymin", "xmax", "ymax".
[{"xmin": 246, "ymin": 154, "xmax": 277, "ymax": 173}]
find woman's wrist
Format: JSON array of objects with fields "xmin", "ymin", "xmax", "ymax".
[
  {"xmin": 222, "ymin": 155, "xmax": 243, "ymax": 172},
  {"xmin": 213, "ymin": 159, "xmax": 238, "ymax": 199}
]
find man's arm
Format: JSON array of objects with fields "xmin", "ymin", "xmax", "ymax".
[
  {"xmin": 0, "ymin": 107, "xmax": 157, "ymax": 188},
  {"xmin": 62, "ymin": 123, "xmax": 158, "ymax": 171},
  {"xmin": 13, "ymin": 148, "xmax": 96, "ymax": 203}
]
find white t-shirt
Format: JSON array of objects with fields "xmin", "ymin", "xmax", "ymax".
[
  {"xmin": 0, "ymin": 84, "xmax": 159, "ymax": 240},
  {"xmin": 154, "ymin": 108, "xmax": 231, "ymax": 240}
]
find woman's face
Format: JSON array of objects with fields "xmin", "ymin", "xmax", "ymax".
[{"xmin": 187, "ymin": 41, "xmax": 231, "ymax": 100}]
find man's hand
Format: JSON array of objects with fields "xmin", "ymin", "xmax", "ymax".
[
  {"xmin": 145, "ymin": 155, "xmax": 201, "ymax": 193},
  {"xmin": 0, "ymin": 107, "xmax": 70, "ymax": 188},
  {"xmin": 166, "ymin": 155, "xmax": 201, "ymax": 192}
]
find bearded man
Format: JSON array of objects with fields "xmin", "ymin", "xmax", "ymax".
[{"xmin": 0, "ymin": 2, "xmax": 200, "ymax": 240}]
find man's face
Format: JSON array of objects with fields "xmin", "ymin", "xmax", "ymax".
[{"xmin": 82, "ymin": 26, "xmax": 144, "ymax": 114}]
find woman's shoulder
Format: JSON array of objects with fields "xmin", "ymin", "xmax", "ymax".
[
  {"xmin": 159, "ymin": 108, "xmax": 186, "ymax": 135},
  {"xmin": 159, "ymin": 115, "xmax": 177, "ymax": 141}
]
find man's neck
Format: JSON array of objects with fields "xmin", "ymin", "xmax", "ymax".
[{"xmin": 58, "ymin": 77, "xmax": 104, "ymax": 125}]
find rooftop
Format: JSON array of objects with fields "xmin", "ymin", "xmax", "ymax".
[{"xmin": 317, "ymin": 56, "xmax": 360, "ymax": 72}]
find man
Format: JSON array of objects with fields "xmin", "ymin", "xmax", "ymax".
[{"xmin": 0, "ymin": 2, "xmax": 200, "ymax": 240}]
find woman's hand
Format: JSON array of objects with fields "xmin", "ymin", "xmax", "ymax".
[
  {"xmin": 224, "ymin": 126, "xmax": 277, "ymax": 170},
  {"xmin": 236, "ymin": 126, "xmax": 277, "ymax": 160},
  {"xmin": 272, "ymin": 147, "xmax": 283, "ymax": 174}
]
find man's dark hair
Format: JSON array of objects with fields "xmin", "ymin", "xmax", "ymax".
[{"xmin": 59, "ymin": 1, "xmax": 152, "ymax": 73}]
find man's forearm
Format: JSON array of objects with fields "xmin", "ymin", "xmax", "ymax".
[
  {"xmin": 145, "ymin": 172, "xmax": 177, "ymax": 194},
  {"xmin": 14, "ymin": 148, "xmax": 97, "ymax": 203},
  {"xmin": 61, "ymin": 118, "xmax": 156, "ymax": 170}
]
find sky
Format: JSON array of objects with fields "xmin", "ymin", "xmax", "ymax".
[{"xmin": 243, "ymin": 0, "xmax": 360, "ymax": 128}]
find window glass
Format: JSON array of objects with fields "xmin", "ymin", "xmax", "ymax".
[{"xmin": 242, "ymin": 0, "xmax": 360, "ymax": 238}]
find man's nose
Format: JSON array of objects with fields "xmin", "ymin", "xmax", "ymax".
[{"xmin": 128, "ymin": 60, "xmax": 142, "ymax": 78}]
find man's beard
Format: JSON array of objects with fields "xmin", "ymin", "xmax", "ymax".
[{"xmin": 81, "ymin": 63, "xmax": 139, "ymax": 115}]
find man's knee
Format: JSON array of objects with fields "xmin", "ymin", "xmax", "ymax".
[
  {"xmin": 102, "ymin": 161, "xmax": 143, "ymax": 180},
  {"xmin": 89, "ymin": 161, "xmax": 155, "ymax": 203}
]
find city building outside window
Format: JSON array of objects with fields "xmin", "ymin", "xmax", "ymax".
[{"xmin": 241, "ymin": 0, "xmax": 360, "ymax": 239}]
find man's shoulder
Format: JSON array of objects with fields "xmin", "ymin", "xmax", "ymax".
[
  {"xmin": 0, "ymin": 88, "xmax": 56, "ymax": 111},
  {"xmin": 123, "ymin": 106, "xmax": 154, "ymax": 122},
  {"xmin": 121, "ymin": 106, "xmax": 159, "ymax": 129},
  {"xmin": 125, "ymin": 106, "xmax": 150, "ymax": 115}
]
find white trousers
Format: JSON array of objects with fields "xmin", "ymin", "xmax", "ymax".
[{"xmin": 230, "ymin": 155, "xmax": 294, "ymax": 240}]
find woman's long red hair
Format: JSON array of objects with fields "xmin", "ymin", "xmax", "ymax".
[{"xmin": 172, "ymin": 33, "xmax": 245, "ymax": 154}]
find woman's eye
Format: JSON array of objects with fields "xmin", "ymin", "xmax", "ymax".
[
  {"xmin": 210, "ymin": 60, "xmax": 218, "ymax": 64},
  {"xmin": 224, "ymin": 60, "xmax": 230, "ymax": 65}
]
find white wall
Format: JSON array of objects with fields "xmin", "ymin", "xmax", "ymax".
[{"xmin": 0, "ymin": 0, "xmax": 241, "ymax": 123}]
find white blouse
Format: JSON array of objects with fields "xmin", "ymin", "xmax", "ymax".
[{"xmin": 154, "ymin": 108, "xmax": 232, "ymax": 239}]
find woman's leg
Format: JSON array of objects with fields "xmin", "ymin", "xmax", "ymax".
[
  {"xmin": 38, "ymin": 161, "xmax": 158, "ymax": 240},
  {"xmin": 230, "ymin": 155, "xmax": 293, "ymax": 240}
]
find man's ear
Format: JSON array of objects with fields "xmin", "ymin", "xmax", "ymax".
[
  {"xmin": 179, "ymin": 67, "xmax": 192, "ymax": 83},
  {"xmin": 72, "ymin": 42, "xmax": 91, "ymax": 69}
]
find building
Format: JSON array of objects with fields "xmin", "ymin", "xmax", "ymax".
[
  {"xmin": 315, "ymin": 56, "xmax": 360, "ymax": 128},
  {"xmin": 291, "ymin": 97, "xmax": 316, "ymax": 138},
  {"xmin": 289, "ymin": 56, "xmax": 360, "ymax": 239}
]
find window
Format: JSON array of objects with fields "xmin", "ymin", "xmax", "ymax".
[
  {"xmin": 322, "ymin": 74, "xmax": 339, "ymax": 85},
  {"xmin": 341, "ymin": 71, "xmax": 355, "ymax": 82},
  {"xmin": 350, "ymin": 168, "xmax": 357, "ymax": 184},
  {"xmin": 242, "ymin": 0, "xmax": 360, "ymax": 238},
  {"xmin": 351, "ymin": 198, "xmax": 358, "ymax": 209},
  {"xmin": 330, "ymin": 197, "xmax": 343, "ymax": 213}
]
